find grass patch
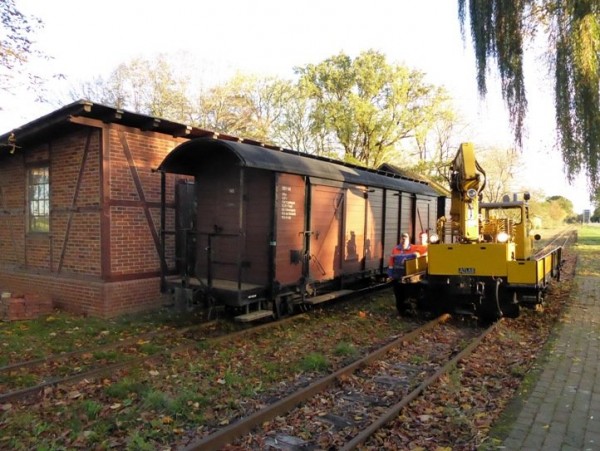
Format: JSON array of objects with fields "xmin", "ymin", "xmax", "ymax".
[
  {"xmin": 92, "ymin": 350, "xmax": 119, "ymax": 362},
  {"xmin": 80, "ymin": 399, "xmax": 103, "ymax": 420},
  {"xmin": 105, "ymin": 377, "xmax": 148, "ymax": 400},
  {"xmin": 0, "ymin": 308, "xmax": 204, "ymax": 365},
  {"xmin": 138, "ymin": 342, "xmax": 161, "ymax": 355},
  {"xmin": 0, "ymin": 372, "xmax": 38, "ymax": 388},
  {"xmin": 143, "ymin": 389, "xmax": 172, "ymax": 412},
  {"xmin": 334, "ymin": 341, "xmax": 357, "ymax": 357},
  {"xmin": 126, "ymin": 432, "xmax": 155, "ymax": 451},
  {"xmin": 261, "ymin": 361, "xmax": 284, "ymax": 382},
  {"xmin": 574, "ymin": 224, "xmax": 600, "ymax": 276},
  {"xmin": 408, "ymin": 354, "xmax": 427, "ymax": 365},
  {"xmin": 299, "ymin": 352, "xmax": 329, "ymax": 372},
  {"xmin": 223, "ymin": 370, "xmax": 243, "ymax": 387}
]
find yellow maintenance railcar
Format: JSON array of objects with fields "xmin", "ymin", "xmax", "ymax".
[{"xmin": 392, "ymin": 143, "xmax": 562, "ymax": 320}]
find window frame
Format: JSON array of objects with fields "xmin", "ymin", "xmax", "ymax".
[{"xmin": 27, "ymin": 164, "xmax": 50, "ymax": 234}]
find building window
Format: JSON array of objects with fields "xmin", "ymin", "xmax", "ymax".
[{"xmin": 28, "ymin": 166, "xmax": 50, "ymax": 233}]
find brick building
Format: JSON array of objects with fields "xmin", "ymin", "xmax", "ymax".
[{"xmin": 0, "ymin": 100, "xmax": 224, "ymax": 317}]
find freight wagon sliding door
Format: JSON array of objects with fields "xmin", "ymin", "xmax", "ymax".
[
  {"xmin": 195, "ymin": 165, "xmax": 241, "ymax": 281},
  {"xmin": 274, "ymin": 174, "xmax": 306, "ymax": 286},
  {"xmin": 400, "ymin": 193, "xmax": 414, "ymax": 240},
  {"xmin": 309, "ymin": 183, "xmax": 343, "ymax": 281},
  {"xmin": 342, "ymin": 186, "xmax": 365, "ymax": 273},
  {"xmin": 242, "ymin": 169, "xmax": 272, "ymax": 285},
  {"xmin": 175, "ymin": 180, "xmax": 196, "ymax": 276},
  {"xmin": 384, "ymin": 190, "xmax": 401, "ymax": 256},
  {"xmin": 415, "ymin": 196, "xmax": 432, "ymax": 238},
  {"xmin": 364, "ymin": 188, "xmax": 384, "ymax": 271}
]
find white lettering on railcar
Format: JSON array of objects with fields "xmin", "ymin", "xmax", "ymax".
[{"xmin": 279, "ymin": 185, "xmax": 297, "ymax": 220}]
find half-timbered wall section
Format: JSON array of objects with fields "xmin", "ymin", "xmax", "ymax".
[{"xmin": 0, "ymin": 101, "xmax": 194, "ymax": 317}]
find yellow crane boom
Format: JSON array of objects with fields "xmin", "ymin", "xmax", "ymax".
[{"xmin": 448, "ymin": 142, "xmax": 486, "ymax": 242}]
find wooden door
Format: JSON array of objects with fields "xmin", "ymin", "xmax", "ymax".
[{"xmin": 309, "ymin": 184, "xmax": 343, "ymax": 281}]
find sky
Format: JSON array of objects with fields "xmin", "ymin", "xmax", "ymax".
[{"xmin": 0, "ymin": 0, "xmax": 592, "ymax": 212}]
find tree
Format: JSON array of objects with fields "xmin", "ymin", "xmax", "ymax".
[
  {"xmin": 592, "ymin": 204, "xmax": 600, "ymax": 222},
  {"xmin": 71, "ymin": 51, "xmax": 459, "ymax": 166},
  {"xmin": 408, "ymin": 108, "xmax": 469, "ymax": 184},
  {"xmin": 70, "ymin": 54, "xmax": 193, "ymax": 122},
  {"xmin": 459, "ymin": 0, "xmax": 600, "ymax": 193},
  {"xmin": 72, "ymin": 57, "xmax": 300, "ymax": 145},
  {"xmin": 269, "ymin": 83, "xmax": 331, "ymax": 155},
  {"xmin": 478, "ymin": 146, "xmax": 522, "ymax": 203},
  {"xmin": 0, "ymin": 0, "xmax": 46, "ymax": 97},
  {"xmin": 547, "ymin": 195, "xmax": 576, "ymax": 223},
  {"xmin": 296, "ymin": 50, "xmax": 453, "ymax": 168},
  {"xmin": 194, "ymin": 73, "xmax": 295, "ymax": 143},
  {"xmin": 528, "ymin": 194, "xmax": 575, "ymax": 227}
]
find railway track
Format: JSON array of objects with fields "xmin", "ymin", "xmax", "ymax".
[
  {"xmin": 0, "ymin": 228, "xmax": 574, "ymax": 450},
  {"xmin": 0, "ymin": 326, "xmax": 201, "ymax": 403},
  {"xmin": 181, "ymin": 314, "xmax": 498, "ymax": 450},
  {"xmin": 0, "ymin": 279, "xmax": 395, "ymax": 404},
  {"xmin": 1, "ymin": 228, "xmax": 573, "ymax": 407},
  {"xmin": 1, "ymin": 242, "xmax": 575, "ymax": 449},
  {"xmin": 1, "ymin": 227, "xmax": 571, "ymax": 405},
  {"xmin": 533, "ymin": 226, "xmax": 577, "ymax": 258},
  {"xmin": 0, "ymin": 315, "xmax": 309, "ymax": 404}
]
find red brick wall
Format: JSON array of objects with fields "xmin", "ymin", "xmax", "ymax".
[
  {"xmin": 106, "ymin": 126, "xmax": 186, "ymax": 278},
  {"xmin": 102, "ymin": 277, "xmax": 167, "ymax": 317},
  {"xmin": 0, "ymin": 153, "xmax": 26, "ymax": 267},
  {"xmin": 0, "ymin": 270, "xmax": 103, "ymax": 316},
  {"xmin": 50, "ymin": 129, "xmax": 102, "ymax": 275},
  {"xmin": 0, "ymin": 120, "xmax": 188, "ymax": 317},
  {"xmin": 0, "ymin": 270, "xmax": 166, "ymax": 317}
]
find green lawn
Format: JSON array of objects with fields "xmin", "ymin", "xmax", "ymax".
[{"xmin": 574, "ymin": 224, "xmax": 600, "ymax": 276}]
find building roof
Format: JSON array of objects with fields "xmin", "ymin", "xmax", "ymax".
[
  {"xmin": 0, "ymin": 99, "xmax": 442, "ymax": 196},
  {"xmin": 0, "ymin": 99, "xmax": 232, "ymax": 154}
]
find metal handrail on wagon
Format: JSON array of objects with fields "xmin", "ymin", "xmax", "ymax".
[{"xmin": 177, "ymin": 229, "xmax": 244, "ymax": 293}]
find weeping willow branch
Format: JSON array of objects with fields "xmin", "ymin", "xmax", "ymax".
[
  {"xmin": 459, "ymin": 0, "xmax": 528, "ymax": 146},
  {"xmin": 459, "ymin": 0, "xmax": 600, "ymax": 192},
  {"xmin": 553, "ymin": 0, "xmax": 600, "ymax": 187}
]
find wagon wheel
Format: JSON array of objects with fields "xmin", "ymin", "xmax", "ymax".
[
  {"xmin": 534, "ymin": 290, "xmax": 545, "ymax": 312},
  {"xmin": 499, "ymin": 288, "xmax": 519, "ymax": 318},
  {"xmin": 477, "ymin": 279, "xmax": 502, "ymax": 323},
  {"xmin": 274, "ymin": 295, "xmax": 294, "ymax": 319},
  {"xmin": 393, "ymin": 281, "xmax": 408, "ymax": 316},
  {"xmin": 205, "ymin": 293, "xmax": 220, "ymax": 320},
  {"xmin": 422, "ymin": 284, "xmax": 446, "ymax": 317}
]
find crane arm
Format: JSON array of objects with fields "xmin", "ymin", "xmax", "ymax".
[{"xmin": 448, "ymin": 143, "xmax": 486, "ymax": 242}]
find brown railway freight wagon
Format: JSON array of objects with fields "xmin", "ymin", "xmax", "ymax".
[{"xmin": 158, "ymin": 138, "xmax": 444, "ymax": 321}]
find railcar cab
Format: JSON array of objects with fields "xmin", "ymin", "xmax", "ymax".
[{"xmin": 477, "ymin": 193, "xmax": 540, "ymax": 260}]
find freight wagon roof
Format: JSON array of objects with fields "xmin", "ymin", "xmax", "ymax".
[{"xmin": 159, "ymin": 138, "xmax": 440, "ymax": 196}]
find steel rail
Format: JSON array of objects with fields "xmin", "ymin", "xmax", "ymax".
[
  {"xmin": 0, "ymin": 356, "xmax": 147, "ymax": 404},
  {"xmin": 0, "ymin": 321, "xmax": 214, "ymax": 374},
  {"xmin": 533, "ymin": 227, "xmax": 576, "ymax": 260},
  {"xmin": 182, "ymin": 314, "xmax": 451, "ymax": 451},
  {"xmin": 0, "ymin": 281, "xmax": 390, "ymax": 405},
  {"xmin": 0, "ymin": 315, "xmax": 310, "ymax": 404},
  {"xmin": 341, "ymin": 319, "xmax": 500, "ymax": 450}
]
